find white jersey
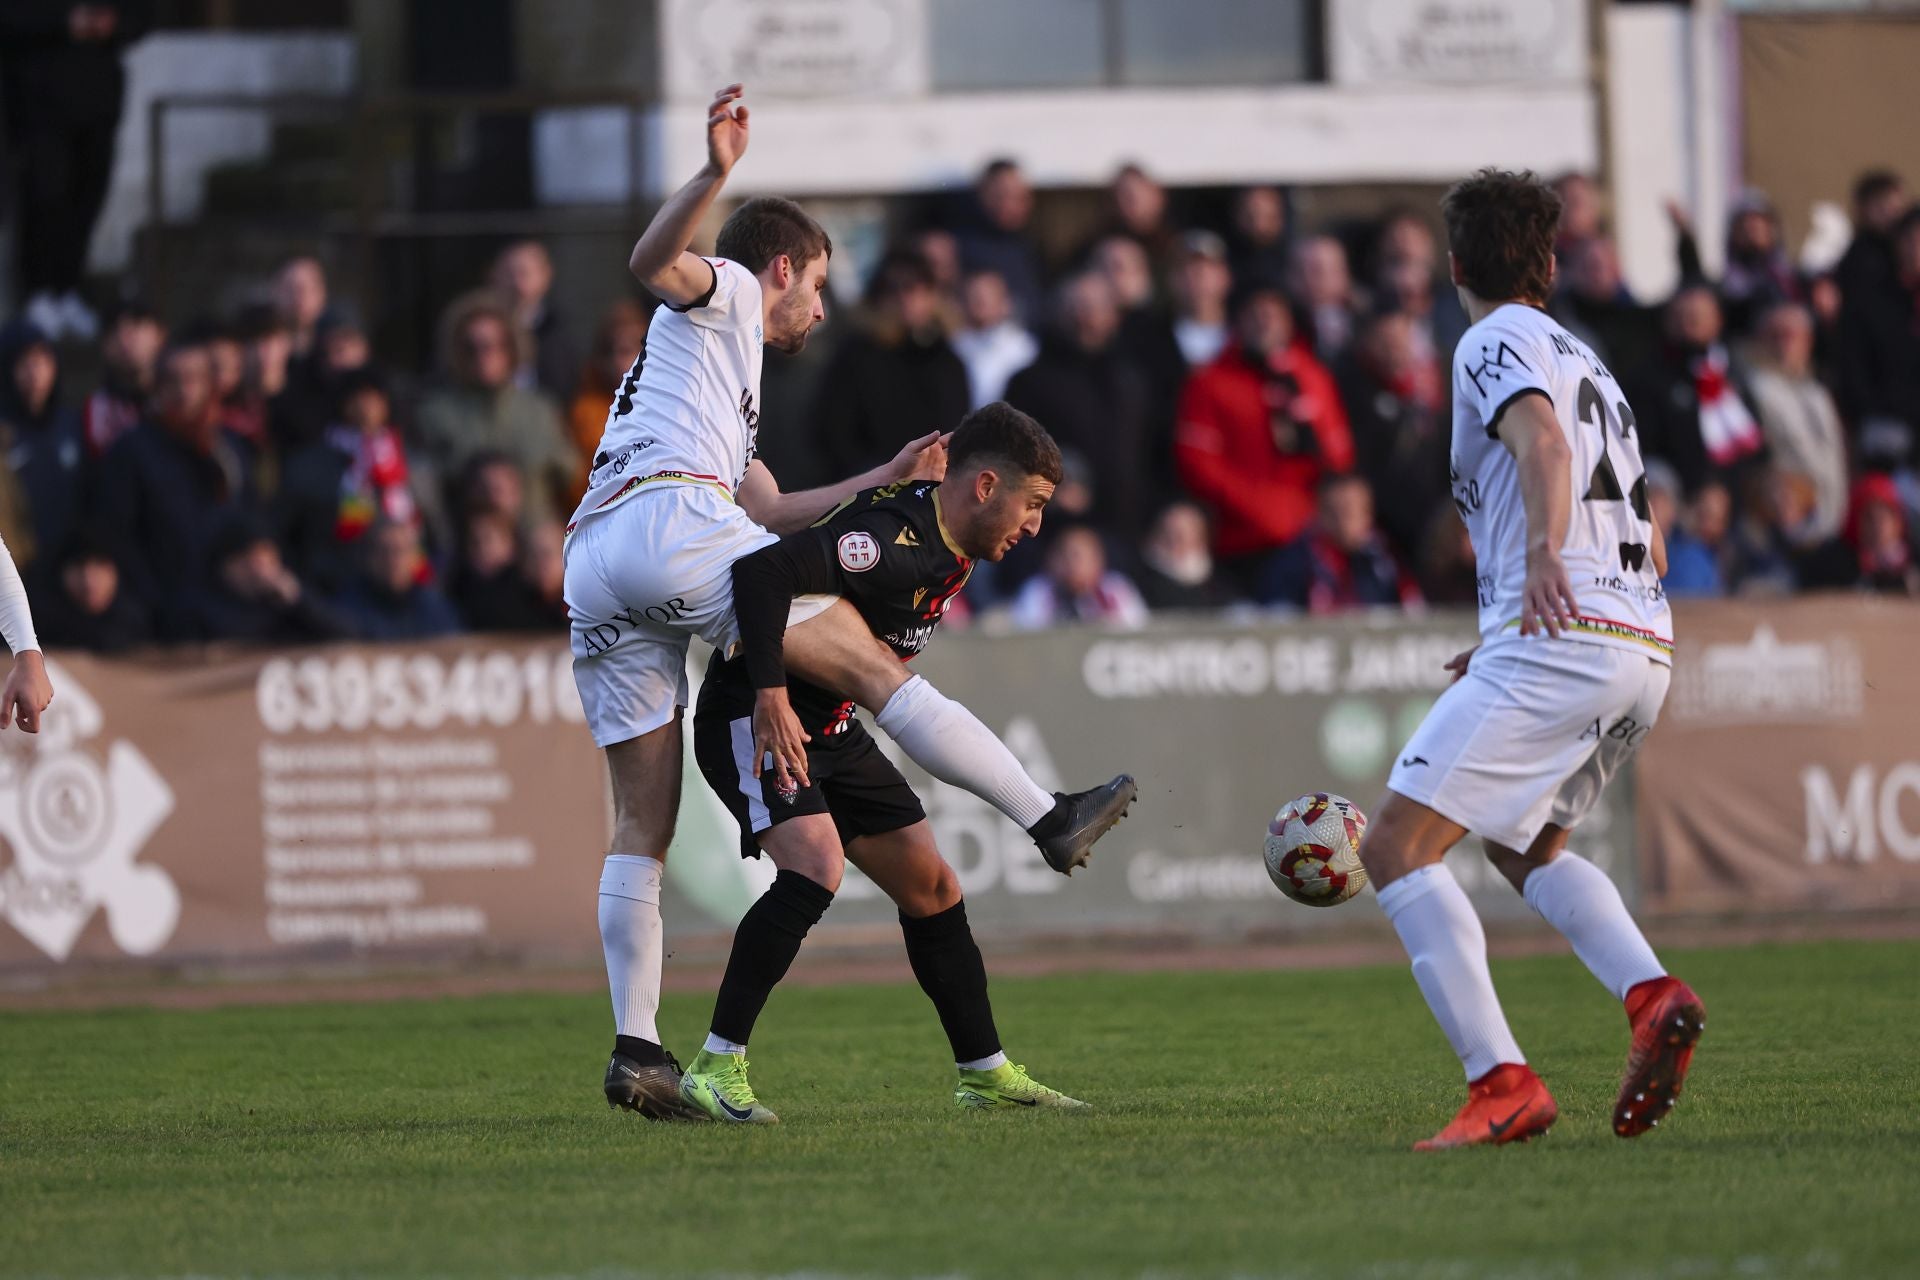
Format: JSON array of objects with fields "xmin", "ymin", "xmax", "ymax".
[
  {"xmin": 1449, "ymin": 303, "xmax": 1673, "ymax": 665},
  {"xmin": 567, "ymin": 257, "xmax": 765, "ymax": 533}
]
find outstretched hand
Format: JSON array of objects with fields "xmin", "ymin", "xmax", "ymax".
[
  {"xmin": 1520, "ymin": 549, "xmax": 1580, "ymax": 639},
  {"xmin": 706, "ymin": 84, "xmax": 750, "ymax": 174},
  {"xmin": 1443, "ymin": 646, "xmax": 1478, "ymax": 685},
  {"xmin": 892, "ymin": 432, "xmax": 950, "ymax": 485}
]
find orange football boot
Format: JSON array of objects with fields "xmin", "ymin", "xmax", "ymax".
[
  {"xmin": 1413, "ymin": 1062, "xmax": 1558, "ymax": 1151},
  {"xmin": 1614, "ymin": 976, "xmax": 1706, "ymax": 1138}
]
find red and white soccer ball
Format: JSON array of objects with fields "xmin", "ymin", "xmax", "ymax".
[{"xmin": 1263, "ymin": 792, "xmax": 1370, "ymax": 907}]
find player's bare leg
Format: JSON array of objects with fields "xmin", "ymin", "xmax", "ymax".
[
  {"xmin": 599, "ymin": 718, "xmax": 704, "ymax": 1119},
  {"xmin": 1484, "ymin": 828, "xmax": 1704, "ymax": 1138},
  {"xmin": 784, "ymin": 600, "xmax": 1137, "ymax": 874},
  {"xmin": 849, "ymin": 822, "xmax": 1087, "ymax": 1109},
  {"xmin": 1360, "ymin": 792, "xmax": 1555, "ymax": 1150},
  {"xmin": 681, "ymin": 814, "xmax": 844, "ymax": 1123}
]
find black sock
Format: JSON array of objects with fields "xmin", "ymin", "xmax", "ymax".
[
  {"xmin": 708, "ymin": 869, "xmax": 835, "ymax": 1047},
  {"xmin": 900, "ymin": 900, "xmax": 1001, "ymax": 1064},
  {"xmin": 614, "ymin": 1034, "xmax": 664, "ymax": 1064},
  {"xmin": 1025, "ymin": 793, "xmax": 1070, "ymax": 840}
]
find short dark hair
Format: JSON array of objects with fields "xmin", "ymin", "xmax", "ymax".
[
  {"xmin": 864, "ymin": 248, "xmax": 935, "ymax": 304},
  {"xmin": 1853, "ymin": 169, "xmax": 1904, "ymax": 210},
  {"xmin": 1441, "ymin": 168, "xmax": 1562, "ymax": 305},
  {"xmin": 715, "ymin": 197, "xmax": 832, "ymax": 275},
  {"xmin": 947, "ymin": 401, "xmax": 1063, "ymax": 486}
]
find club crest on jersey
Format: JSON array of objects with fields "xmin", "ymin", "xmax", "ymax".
[{"xmin": 837, "ymin": 531, "xmax": 881, "ymax": 573}]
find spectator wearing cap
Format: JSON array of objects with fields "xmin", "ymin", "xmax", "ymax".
[
  {"xmin": 1836, "ymin": 208, "xmax": 1920, "ymax": 461},
  {"xmin": 1004, "ymin": 271, "xmax": 1158, "ymax": 540},
  {"xmin": 951, "ymin": 267, "xmax": 1037, "ymax": 410},
  {"xmin": 329, "ymin": 518, "xmax": 462, "ymax": 642},
  {"xmin": 190, "ymin": 515, "xmax": 349, "ymax": 644},
  {"xmin": 568, "ymin": 299, "xmax": 651, "ymax": 487},
  {"xmin": 81, "ymin": 303, "xmax": 165, "ymax": 457},
  {"xmin": 1337, "ymin": 307, "xmax": 1449, "ymax": 560},
  {"xmin": 415, "ymin": 290, "xmax": 580, "ymax": 527},
  {"xmin": 1174, "ymin": 277, "xmax": 1354, "ymax": 592},
  {"xmin": 1288, "ymin": 235, "xmax": 1364, "ymax": 366},
  {"xmin": 1007, "ymin": 523, "xmax": 1149, "ymax": 630},
  {"xmin": 1747, "ymin": 302, "xmax": 1848, "ymax": 545},
  {"xmin": 90, "ymin": 342, "xmax": 260, "ymax": 637},
  {"xmin": 33, "ymin": 531, "xmax": 151, "ymax": 653},
  {"xmin": 1133, "ymin": 501, "xmax": 1238, "ymax": 612},
  {"xmin": 1260, "ymin": 472, "xmax": 1421, "ymax": 613},
  {"xmin": 1715, "ymin": 192, "xmax": 1802, "ymax": 337},
  {"xmin": 1624, "ymin": 285, "xmax": 1763, "ymax": 494},
  {"xmin": 810, "ymin": 248, "xmax": 970, "ymax": 482},
  {"xmin": 279, "ymin": 368, "xmax": 440, "ymax": 595},
  {"xmin": 491, "ymin": 239, "xmax": 580, "ymax": 403},
  {"xmin": 0, "ymin": 320, "xmax": 86, "ymax": 573},
  {"xmin": 954, "ymin": 159, "xmax": 1046, "ymax": 327},
  {"xmin": 1228, "ymin": 185, "xmax": 1290, "ymax": 285},
  {"xmin": 1166, "ymin": 231, "xmax": 1234, "ymax": 371}
]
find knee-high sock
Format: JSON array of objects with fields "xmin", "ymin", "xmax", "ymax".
[
  {"xmin": 1523, "ymin": 852, "xmax": 1666, "ymax": 1001},
  {"xmin": 1376, "ymin": 864, "xmax": 1525, "ymax": 1081},
  {"xmin": 900, "ymin": 901, "xmax": 1003, "ymax": 1067},
  {"xmin": 599, "ymin": 854, "xmax": 664, "ymax": 1043},
  {"xmin": 874, "ymin": 676, "xmax": 1055, "ymax": 829},
  {"xmin": 708, "ymin": 869, "xmax": 835, "ymax": 1048}
]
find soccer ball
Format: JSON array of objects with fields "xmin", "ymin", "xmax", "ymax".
[{"xmin": 1264, "ymin": 792, "xmax": 1369, "ymax": 907}]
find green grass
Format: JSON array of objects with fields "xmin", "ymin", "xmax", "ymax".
[{"xmin": 2, "ymin": 939, "xmax": 1916, "ymax": 1279}]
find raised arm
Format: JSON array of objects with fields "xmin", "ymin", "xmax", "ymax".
[
  {"xmin": 1495, "ymin": 393, "xmax": 1580, "ymax": 638},
  {"xmin": 627, "ymin": 85, "xmax": 750, "ymax": 307},
  {"xmin": 737, "ymin": 432, "xmax": 948, "ymax": 535}
]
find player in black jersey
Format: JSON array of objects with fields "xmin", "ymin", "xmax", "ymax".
[{"xmin": 679, "ymin": 403, "xmax": 1135, "ymax": 1122}]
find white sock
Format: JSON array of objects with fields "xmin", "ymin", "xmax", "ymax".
[
  {"xmin": 1523, "ymin": 852, "xmax": 1666, "ymax": 1001},
  {"xmin": 874, "ymin": 675, "xmax": 1055, "ymax": 829},
  {"xmin": 598, "ymin": 853, "xmax": 664, "ymax": 1043},
  {"xmin": 703, "ymin": 1033, "xmax": 747, "ymax": 1056},
  {"xmin": 958, "ymin": 1051, "xmax": 1008, "ymax": 1072},
  {"xmin": 1376, "ymin": 864, "xmax": 1525, "ymax": 1081}
]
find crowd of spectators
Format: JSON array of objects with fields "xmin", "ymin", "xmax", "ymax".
[{"xmin": 4, "ymin": 159, "xmax": 1918, "ymax": 653}]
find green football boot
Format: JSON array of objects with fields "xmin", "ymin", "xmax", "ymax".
[
  {"xmin": 954, "ymin": 1061, "xmax": 1089, "ymax": 1110},
  {"xmin": 679, "ymin": 1049, "xmax": 780, "ymax": 1124}
]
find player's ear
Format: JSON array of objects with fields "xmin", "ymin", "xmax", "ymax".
[
  {"xmin": 1447, "ymin": 251, "xmax": 1464, "ymax": 287},
  {"xmin": 772, "ymin": 253, "xmax": 793, "ymax": 288},
  {"xmin": 974, "ymin": 468, "xmax": 997, "ymax": 503}
]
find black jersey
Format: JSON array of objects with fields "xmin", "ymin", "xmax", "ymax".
[{"xmin": 713, "ymin": 479, "xmax": 973, "ymax": 739}]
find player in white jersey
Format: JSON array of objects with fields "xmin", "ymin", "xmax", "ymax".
[
  {"xmin": 1356, "ymin": 170, "xmax": 1704, "ymax": 1150},
  {"xmin": 567, "ymin": 86, "xmax": 1136, "ymax": 1117}
]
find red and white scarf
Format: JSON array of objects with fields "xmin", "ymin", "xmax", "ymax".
[{"xmin": 1693, "ymin": 345, "xmax": 1761, "ymax": 466}]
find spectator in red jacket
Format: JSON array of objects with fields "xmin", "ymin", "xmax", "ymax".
[{"xmin": 1173, "ymin": 277, "xmax": 1354, "ymax": 592}]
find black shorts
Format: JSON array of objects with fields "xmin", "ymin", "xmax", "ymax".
[{"xmin": 692, "ymin": 709, "xmax": 926, "ymax": 861}]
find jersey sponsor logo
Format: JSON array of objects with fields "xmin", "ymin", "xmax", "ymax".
[
  {"xmin": 837, "ymin": 531, "xmax": 882, "ymax": 573},
  {"xmin": 1463, "ymin": 339, "xmax": 1529, "ymax": 396},
  {"xmin": 895, "ymin": 526, "xmax": 922, "ymax": 547}
]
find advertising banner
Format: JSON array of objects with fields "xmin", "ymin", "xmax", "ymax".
[
  {"xmin": 1636, "ymin": 598, "xmax": 1920, "ymax": 913},
  {"xmin": 3, "ymin": 612, "xmax": 1662, "ymax": 974}
]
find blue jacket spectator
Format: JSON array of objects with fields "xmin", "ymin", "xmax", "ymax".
[
  {"xmin": 0, "ymin": 320, "xmax": 86, "ymax": 574},
  {"xmin": 330, "ymin": 519, "xmax": 461, "ymax": 642}
]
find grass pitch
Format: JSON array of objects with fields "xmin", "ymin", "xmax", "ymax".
[{"xmin": 2, "ymin": 938, "xmax": 1915, "ymax": 1279}]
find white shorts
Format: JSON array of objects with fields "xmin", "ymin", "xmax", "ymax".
[
  {"xmin": 1386, "ymin": 637, "xmax": 1671, "ymax": 852},
  {"xmin": 564, "ymin": 484, "xmax": 833, "ymax": 747}
]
